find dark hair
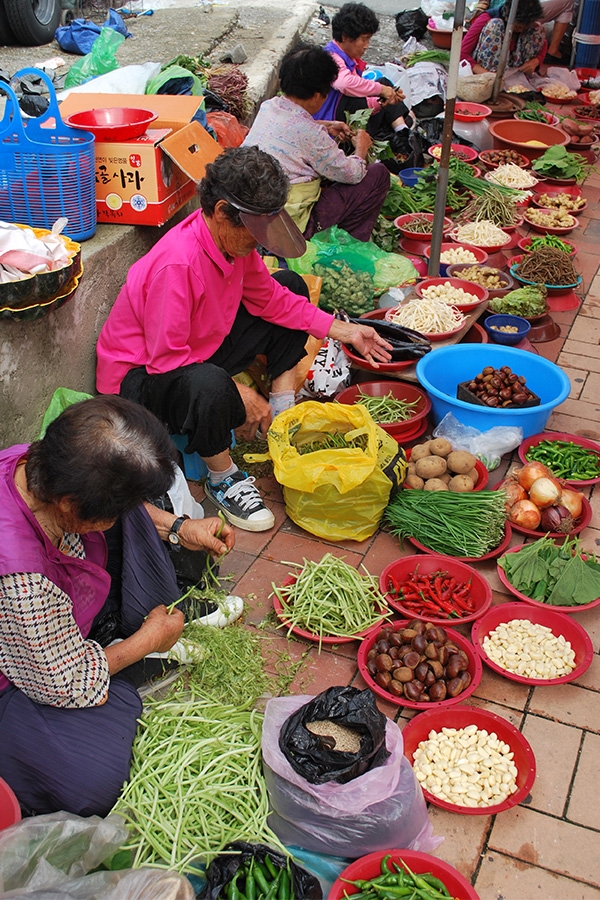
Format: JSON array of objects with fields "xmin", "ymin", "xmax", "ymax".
[
  {"xmin": 502, "ymin": 0, "xmax": 542, "ymax": 25},
  {"xmin": 279, "ymin": 42, "xmax": 339, "ymax": 99},
  {"xmin": 26, "ymin": 396, "xmax": 178, "ymax": 522},
  {"xmin": 332, "ymin": 2, "xmax": 379, "ymax": 41},
  {"xmin": 199, "ymin": 146, "xmax": 289, "ymax": 226}
]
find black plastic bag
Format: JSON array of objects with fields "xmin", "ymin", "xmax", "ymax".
[
  {"xmin": 198, "ymin": 841, "xmax": 322, "ymax": 900},
  {"xmin": 278, "ymin": 686, "xmax": 389, "ymax": 785},
  {"xmin": 395, "ymin": 8, "xmax": 429, "ymax": 40}
]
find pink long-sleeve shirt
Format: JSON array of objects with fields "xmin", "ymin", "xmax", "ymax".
[
  {"xmin": 96, "ymin": 210, "xmax": 334, "ymax": 394},
  {"xmin": 329, "ymin": 49, "xmax": 381, "ymax": 111}
]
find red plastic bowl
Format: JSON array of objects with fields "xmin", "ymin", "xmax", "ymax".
[
  {"xmin": 402, "ymin": 705, "xmax": 536, "ymax": 815},
  {"xmin": 379, "ymin": 554, "xmax": 492, "ymax": 625},
  {"xmin": 518, "ymin": 431, "xmax": 600, "ymax": 486},
  {"xmin": 335, "ymin": 381, "xmax": 431, "ymax": 439},
  {"xmin": 64, "ymin": 107, "xmax": 158, "ymax": 141},
  {"xmin": 342, "ymin": 342, "xmax": 418, "ymax": 375},
  {"xmin": 273, "ymin": 576, "xmax": 388, "ymax": 645},
  {"xmin": 394, "ymin": 213, "xmax": 454, "ymax": 241},
  {"xmin": 488, "ymin": 119, "xmax": 569, "ymax": 162},
  {"xmin": 357, "ymin": 618, "xmax": 482, "ymax": 709},
  {"xmin": 524, "ymin": 207, "xmax": 579, "ymax": 234},
  {"xmin": 430, "ymin": 142, "xmax": 479, "ymax": 162},
  {"xmin": 416, "ymin": 277, "xmax": 489, "ymax": 311},
  {"xmin": 406, "ymin": 524, "xmax": 513, "ymax": 562},
  {"xmin": 448, "ymin": 227, "xmax": 512, "ymax": 254},
  {"xmin": 518, "ymin": 235, "xmax": 577, "ymax": 256},
  {"xmin": 497, "ymin": 545, "xmax": 600, "ymax": 613},
  {"xmin": 424, "ymin": 242, "xmax": 489, "ymax": 268},
  {"xmin": 329, "ymin": 850, "xmax": 480, "ymax": 900},
  {"xmin": 385, "ymin": 304, "xmax": 468, "ymax": 342},
  {"xmin": 479, "ymin": 149, "xmax": 529, "ymax": 169},
  {"xmin": 0, "ymin": 777, "xmax": 21, "ymax": 831},
  {"xmin": 455, "ymin": 102, "xmax": 492, "ymax": 122},
  {"xmin": 494, "ymin": 481, "xmax": 592, "ymax": 538},
  {"xmin": 471, "ymin": 601, "xmax": 594, "ymax": 685},
  {"xmin": 531, "ymin": 186, "xmax": 587, "ymax": 213}
]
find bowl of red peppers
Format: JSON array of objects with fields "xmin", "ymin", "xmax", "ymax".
[{"xmin": 380, "ymin": 555, "xmax": 493, "ymax": 625}]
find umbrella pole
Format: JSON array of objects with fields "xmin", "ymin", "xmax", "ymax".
[
  {"xmin": 428, "ymin": 0, "xmax": 467, "ymax": 277},
  {"xmin": 491, "ymin": 0, "xmax": 520, "ymax": 103}
]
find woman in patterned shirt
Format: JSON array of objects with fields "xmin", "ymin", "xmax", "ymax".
[{"xmin": 0, "ymin": 396, "xmax": 234, "ymax": 817}]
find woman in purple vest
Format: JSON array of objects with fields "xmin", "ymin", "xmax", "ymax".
[
  {"xmin": 314, "ymin": 3, "xmax": 411, "ymax": 138},
  {"xmin": 0, "ymin": 396, "xmax": 233, "ymax": 817}
]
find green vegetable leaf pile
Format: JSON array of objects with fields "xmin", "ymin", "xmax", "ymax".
[
  {"xmin": 489, "ymin": 284, "xmax": 547, "ymax": 316},
  {"xmin": 532, "ymin": 145, "xmax": 592, "ymax": 183},
  {"xmin": 498, "ymin": 536, "xmax": 600, "ymax": 606}
]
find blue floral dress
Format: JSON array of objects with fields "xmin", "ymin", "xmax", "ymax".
[{"xmin": 474, "ymin": 18, "xmax": 546, "ymax": 70}]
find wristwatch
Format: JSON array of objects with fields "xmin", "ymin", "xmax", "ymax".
[{"xmin": 168, "ymin": 515, "xmax": 190, "ymax": 546}]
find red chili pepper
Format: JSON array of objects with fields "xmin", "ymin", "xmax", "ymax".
[
  {"xmin": 433, "ymin": 575, "xmax": 444, "ymax": 601},
  {"xmin": 387, "ymin": 575, "xmax": 400, "ymax": 596},
  {"xmin": 450, "ymin": 592, "xmax": 473, "ymax": 612}
]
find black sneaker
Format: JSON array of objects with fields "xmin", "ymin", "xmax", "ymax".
[{"xmin": 204, "ymin": 471, "xmax": 275, "ymax": 531}]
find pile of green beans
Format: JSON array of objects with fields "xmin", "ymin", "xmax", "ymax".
[
  {"xmin": 356, "ymin": 389, "xmax": 419, "ymax": 424},
  {"xmin": 114, "ymin": 697, "xmax": 283, "ymax": 873},
  {"xmin": 225, "ymin": 854, "xmax": 294, "ymax": 900},
  {"xmin": 525, "ymin": 439, "xmax": 600, "ymax": 481},
  {"xmin": 341, "ymin": 854, "xmax": 455, "ymax": 900},
  {"xmin": 295, "ymin": 431, "xmax": 369, "ymax": 455},
  {"xmin": 272, "ymin": 553, "xmax": 388, "ymax": 648},
  {"xmin": 385, "ymin": 489, "xmax": 507, "ymax": 557}
]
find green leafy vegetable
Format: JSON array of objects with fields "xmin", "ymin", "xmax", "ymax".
[
  {"xmin": 405, "ymin": 49, "xmax": 451, "ymax": 67},
  {"xmin": 532, "ymin": 145, "xmax": 593, "ymax": 183},
  {"xmin": 489, "ymin": 285, "xmax": 547, "ymax": 316},
  {"xmin": 498, "ymin": 536, "xmax": 600, "ymax": 606}
]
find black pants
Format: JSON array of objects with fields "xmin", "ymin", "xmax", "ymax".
[
  {"xmin": 336, "ymin": 93, "xmax": 411, "ymax": 140},
  {"xmin": 120, "ymin": 270, "xmax": 310, "ymax": 458}
]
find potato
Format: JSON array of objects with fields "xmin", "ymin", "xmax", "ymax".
[
  {"xmin": 447, "ymin": 450, "xmax": 477, "ymax": 474},
  {"xmin": 448, "ymin": 474, "xmax": 475, "ymax": 492},
  {"xmin": 423, "ymin": 478, "xmax": 449, "ymax": 491},
  {"xmin": 405, "ymin": 474, "xmax": 425, "ymax": 490},
  {"xmin": 406, "ymin": 462, "xmax": 417, "ymax": 477},
  {"xmin": 410, "ymin": 442, "xmax": 431, "ymax": 461},
  {"xmin": 415, "ymin": 455, "xmax": 447, "ymax": 480},
  {"xmin": 466, "ymin": 466, "xmax": 479, "ymax": 485},
  {"xmin": 438, "ymin": 472, "xmax": 452, "ymax": 485},
  {"xmin": 429, "ymin": 437, "xmax": 453, "ymax": 458}
]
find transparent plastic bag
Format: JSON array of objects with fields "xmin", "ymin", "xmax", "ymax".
[
  {"xmin": 0, "ymin": 812, "xmax": 193, "ymax": 899},
  {"xmin": 262, "ymin": 695, "xmax": 441, "ymax": 859},
  {"xmin": 64, "ymin": 27, "xmax": 125, "ymax": 89},
  {"xmin": 433, "ymin": 412, "xmax": 523, "ymax": 470}
]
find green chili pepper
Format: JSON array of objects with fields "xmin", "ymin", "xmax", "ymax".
[
  {"xmin": 245, "ymin": 860, "xmax": 257, "ymax": 900},
  {"xmin": 263, "ymin": 854, "xmax": 278, "ymax": 879},
  {"xmin": 253, "ymin": 863, "xmax": 271, "ymax": 895},
  {"xmin": 278, "ymin": 867, "xmax": 291, "ymax": 900},
  {"xmin": 421, "ymin": 874, "xmax": 453, "ymax": 896},
  {"xmin": 264, "ymin": 869, "xmax": 282, "ymax": 900}
]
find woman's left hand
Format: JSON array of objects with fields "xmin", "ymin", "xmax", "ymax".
[
  {"xmin": 379, "ymin": 85, "xmax": 405, "ymax": 105},
  {"xmin": 178, "ymin": 516, "xmax": 235, "ymax": 557},
  {"xmin": 324, "ymin": 121, "xmax": 352, "ymax": 142},
  {"xmin": 327, "ymin": 319, "xmax": 392, "ymax": 366},
  {"xmin": 519, "ymin": 58, "xmax": 539, "ymax": 74}
]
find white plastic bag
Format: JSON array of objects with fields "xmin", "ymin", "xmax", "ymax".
[
  {"xmin": 57, "ymin": 62, "xmax": 161, "ymax": 99},
  {"xmin": 433, "ymin": 412, "xmax": 523, "ymax": 470},
  {"xmin": 167, "ymin": 466, "xmax": 205, "ymax": 520},
  {"xmin": 297, "ymin": 338, "xmax": 351, "ymax": 401},
  {"xmin": 261, "ymin": 695, "xmax": 442, "ymax": 859}
]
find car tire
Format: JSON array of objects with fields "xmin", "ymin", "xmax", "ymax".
[
  {"xmin": 0, "ymin": 2, "xmax": 16, "ymax": 45},
  {"xmin": 3, "ymin": 0, "xmax": 61, "ymax": 46}
]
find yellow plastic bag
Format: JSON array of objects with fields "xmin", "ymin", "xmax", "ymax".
[{"xmin": 267, "ymin": 401, "xmax": 406, "ymax": 541}]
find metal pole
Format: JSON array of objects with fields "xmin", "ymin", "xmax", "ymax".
[
  {"xmin": 570, "ymin": 0, "xmax": 585, "ymax": 69},
  {"xmin": 491, "ymin": 0, "xmax": 520, "ymax": 103},
  {"xmin": 428, "ymin": 0, "xmax": 467, "ymax": 277}
]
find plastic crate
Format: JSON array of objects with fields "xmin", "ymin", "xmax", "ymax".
[
  {"xmin": 457, "ymin": 380, "xmax": 540, "ymax": 408},
  {"xmin": 0, "ymin": 68, "xmax": 96, "ymax": 242}
]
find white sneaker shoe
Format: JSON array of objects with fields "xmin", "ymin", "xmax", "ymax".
[{"xmin": 145, "ymin": 595, "xmax": 245, "ymax": 664}]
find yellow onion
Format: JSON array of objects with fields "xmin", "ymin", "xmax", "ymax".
[
  {"xmin": 529, "ymin": 476, "xmax": 563, "ymax": 510},
  {"xmin": 515, "ymin": 461, "xmax": 552, "ymax": 491},
  {"xmin": 502, "ymin": 480, "xmax": 528, "ymax": 513},
  {"xmin": 509, "ymin": 499, "xmax": 542, "ymax": 530},
  {"xmin": 559, "ymin": 488, "xmax": 583, "ymax": 520}
]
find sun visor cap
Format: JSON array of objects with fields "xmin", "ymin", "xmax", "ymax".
[{"xmin": 220, "ymin": 190, "xmax": 306, "ymax": 258}]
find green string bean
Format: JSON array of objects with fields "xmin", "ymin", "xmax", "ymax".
[{"xmin": 356, "ymin": 389, "xmax": 419, "ymax": 424}]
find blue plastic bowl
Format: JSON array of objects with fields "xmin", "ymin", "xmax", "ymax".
[
  {"xmin": 484, "ymin": 314, "xmax": 531, "ymax": 345},
  {"xmin": 399, "ymin": 167, "xmax": 424, "ymax": 187},
  {"xmin": 415, "ymin": 345, "xmax": 570, "ymax": 436}
]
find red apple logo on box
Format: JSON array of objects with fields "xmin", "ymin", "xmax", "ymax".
[{"xmin": 129, "ymin": 154, "xmax": 142, "ymax": 168}]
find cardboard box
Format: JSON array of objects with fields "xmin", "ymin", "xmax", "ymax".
[{"xmin": 59, "ymin": 94, "xmax": 222, "ymax": 226}]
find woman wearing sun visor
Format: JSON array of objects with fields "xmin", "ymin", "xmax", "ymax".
[{"xmin": 96, "ymin": 146, "xmax": 392, "ymax": 533}]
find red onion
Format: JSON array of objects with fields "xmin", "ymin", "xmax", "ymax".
[
  {"xmin": 515, "ymin": 461, "xmax": 552, "ymax": 491},
  {"xmin": 509, "ymin": 499, "xmax": 542, "ymax": 530},
  {"xmin": 540, "ymin": 505, "xmax": 574, "ymax": 534},
  {"xmin": 529, "ymin": 476, "xmax": 563, "ymax": 510}
]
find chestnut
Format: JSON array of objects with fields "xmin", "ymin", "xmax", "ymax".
[
  {"xmin": 393, "ymin": 666, "xmax": 414, "ymax": 683},
  {"xmin": 374, "ymin": 653, "xmax": 393, "ymax": 672},
  {"xmin": 411, "ymin": 634, "xmax": 428, "ymax": 654},
  {"xmin": 403, "ymin": 650, "xmax": 421, "ymax": 669},
  {"xmin": 445, "ymin": 654, "xmax": 467, "ymax": 679},
  {"xmin": 376, "ymin": 639, "xmax": 390, "ymax": 654},
  {"xmin": 446, "ymin": 676, "xmax": 464, "ymax": 698},
  {"xmin": 375, "ymin": 670, "xmax": 392, "ymax": 689},
  {"xmin": 388, "ymin": 680, "xmax": 404, "ymax": 697},
  {"xmin": 414, "ymin": 661, "xmax": 430, "ymax": 682},
  {"xmin": 404, "ymin": 680, "xmax": 424, "ymax": 701},
  {"xmin": 428, "ymin": 680, "xmax": 447, "ymax": 702}
]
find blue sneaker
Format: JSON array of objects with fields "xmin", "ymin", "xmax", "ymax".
[{"xmin": 205, "ymin": 470, "xmax": 275, "ymax": 531}]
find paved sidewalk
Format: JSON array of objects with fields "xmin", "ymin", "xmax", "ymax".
[{"xmin": 187, "ymin": 173, "xmax": 600, "ymax": 899}]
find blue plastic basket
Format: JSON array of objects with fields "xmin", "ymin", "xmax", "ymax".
[{"xmin": 0, "ymin": 68, "xmax": 96, "ymax": 242}]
